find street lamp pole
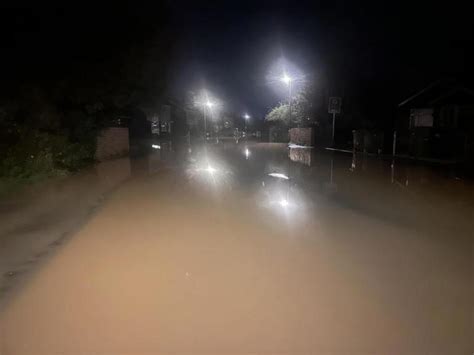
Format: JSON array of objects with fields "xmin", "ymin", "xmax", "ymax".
[
  {"xmin": 203, "ymin": 100, "xmax": 214, "ymax": 140},
  {"xmin": 281, "ymin": 73, "xmax": 292, "ymax": 125},
  {"xmin": 288, "ymin": 79, "xmax": 292, "ymax": 125},
  {"xmin": 243, "ymin": 113, "xmax": 250, "ymax": 134}
]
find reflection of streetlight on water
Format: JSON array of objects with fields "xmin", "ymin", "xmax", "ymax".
[
  {"xmin": 268, "ymin": 173, "xmax": 289, "ymax": 180},
  {"xmin": 324, "ymin": 156, "xmax": 338, "ymax": 193},
  {"xmin": 244, "ymin": 148, "xmax": 250, "ymax": 160},
  {"xmin": 279, "ymin": 198, "xmax": 290, "ymax": 208},
  {"xmin": 205, "ymin": 165, "xmax": 217, "ymax": 174}
]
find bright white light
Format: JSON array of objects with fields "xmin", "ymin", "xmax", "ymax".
[
  {"xmin": 245, "ymin": 148, "xmax": 250, "ymax": 159},
  {"xmin": 194, "ymin": 90, "xmax": 222, "ymax": 112},
  {"xmin": 268, "ymin": 173, "xmax": 289, "ymax": 180},
  {"xmin": 281, "ymin": 73, "xmax": 292, "ymax": 85},
  {"xmin": 151, "ymin": 144, "xmax": 161, "ymax": 149},
  {"xmin": 243, "ymin": 113, "xmax": 250, "ymax": 120},
  {"xmin": 195, "ymin": 165, "xmax": 219, "ymax": 175},
  {"xmin": 288, "ymin": 143, "xmax": 312, "ymax": 149},
  {"xmin": 266, "ymin": 58, "xmax": 304, "ymax": 98},
  {"xmin": 205, "ymin": 165, "xmax": 217, "ymax": 174},
  {"xmin": 279, "ymin": 198, "xmax": 290, "ymax": 208}
]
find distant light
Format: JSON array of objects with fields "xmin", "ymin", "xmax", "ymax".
[
  {"xmin": 243, "ymin": 113, "xmax": 250, "ymax": 120},
  {"xmin": 206, "ymin": 101, "xmax": 215, "ymax": 108},
  {"xmin": 151, "ymin": 144, "xmax": 161, "ymax": 149},
  {"xmin": 281, "ymin": 73, "xmax": 292, "ymax": 85},
  {"xmin": 245, "ymin": 148, "xmax": 250, "ymax": 159},
  {"xmin": 268, "ymin": 173, "xmax": 289, "ymax": 180}
]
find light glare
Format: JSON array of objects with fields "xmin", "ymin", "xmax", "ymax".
[
  {"xmin": 268, "ymin": 173, "xmax": 289, "ymax": 180},
  {"xmin": 279, "ymin": 198, "xmax": 290, "ymax": 207},
  {"xmin": 206, "ymin": 165, "xmax": 217, "ymax": 174},
  {"xmin": 281, "ymin": 73, "xmax": 292, "ymax": 85}
]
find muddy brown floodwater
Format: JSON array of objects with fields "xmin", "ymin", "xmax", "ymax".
[{"xmin": 1, "ymin": 142, "xmax": 473, "ymax": 355}]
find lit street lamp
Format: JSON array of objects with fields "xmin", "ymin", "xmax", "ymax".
[
  {"xmin": 205, "ymin": 101, "xmax": 214, "ymax": 108},
  {"xmin": 281, "ymin": 73, "xmax": 292, "ymax": 85},
  {"xmin": 203, "ymin": 101, "xmax": 215, "ymax": 139},
  {"xmin": 195, "ymin": 95, "xmax": 217, "ymax": 140},
  {"xmin": 243, "ymin": 113, "xmax": 250, "ymax": 133},
  {"xmin": 281, "ymin": 73, "xmax": 292, "ymax": 123}
]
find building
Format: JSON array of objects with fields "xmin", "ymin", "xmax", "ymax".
[
  {"xmin": 144, "ymin": 98, "xmax": 190, "ymax": 138},
  {"xmin": 397, "ymin": 79, "xmax": 474, "ymax": 161}
]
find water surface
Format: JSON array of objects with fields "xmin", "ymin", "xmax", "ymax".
[{"xmin": 1, "ymin": 142, "xmax": 472, "ymax": 354}]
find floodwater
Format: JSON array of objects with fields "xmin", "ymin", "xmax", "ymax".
[{"xmin": 0, "ymin": 141, "xmax": 472, "ymax": 354}]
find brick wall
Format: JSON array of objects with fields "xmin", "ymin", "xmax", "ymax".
[
  {"xmin": 289, "ymin": 127, "xmax": 314, "ymax": 146},
  {"xmin": 95, "ymin": 127, "xmax": 130, "ymax": 161}
]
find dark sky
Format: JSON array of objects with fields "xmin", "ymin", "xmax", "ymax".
[
  {"xmin": 1, "ymin": 1, "xmax": 473, "ymax": 117},
  {"xmin": 166, "ymin": 1, "xmax": 474, "ymax": 116}
]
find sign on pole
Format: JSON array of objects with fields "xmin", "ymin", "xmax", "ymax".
[
  {"xmin": 328, "ymin": 97, "xmax": 342, "ymax": 146},
  {"xmin": 328, "ymin": 97, "xmax": 342, "ymax": 114}
]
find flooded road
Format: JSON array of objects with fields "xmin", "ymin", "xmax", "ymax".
[{"xmin": 1, "ymin": 142, "xmax": 473, "ymax": 354}]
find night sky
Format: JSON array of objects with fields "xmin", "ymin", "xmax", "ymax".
[{"xmin": 1, "ymin": 2, "xmax": 473, "ymax": 119}]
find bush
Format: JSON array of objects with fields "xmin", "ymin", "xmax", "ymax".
[
  {"xmin": 57, "ymin": 141, "xmax": 96, "ymax": 171},
  {"xmin": 0, "ymin": 126, "xmax": 96, "ymax": 180}
]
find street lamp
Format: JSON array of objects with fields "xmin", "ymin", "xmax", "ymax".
[
  {"xmin": 243, "ymin": 113, "xmax": 250, "ymax": 133},
  {"xmin": 205, "ymin": 101, "xmax": 214, "ymax": 108},
  {"xmin": 281, "ymin": 73, "xmax": 292, "ymax": 85},
  {"xmin": 281, "ymin": 73, "xmax": 292, "ymax": 124},
  {"xmin": 202, "ymin": 100, "xmax": 215, "ymax": 139},
  {"xmin": 194, "ymin": 90, "xmax": 223, "ymax": 141}
]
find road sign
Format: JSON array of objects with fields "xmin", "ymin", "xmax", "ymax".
[
  {"xmin": 328, "ymin": 97, "xmax": 342, "ymax": 114},
  {"xmin": 328, "ymin": 97, "xmax": 342, "ymax": 146}
]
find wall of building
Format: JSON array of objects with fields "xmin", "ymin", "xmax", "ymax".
[
  {"xmin": 289, "ymin": 127, "xmax": 314, "ymax": 146},
  {"xmin": 95, "ymin": 127, "xmax": 130, "ymax": 161}
]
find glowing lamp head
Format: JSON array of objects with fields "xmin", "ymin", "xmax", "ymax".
[
  {"xmin": 205, "ymin": 101, "xmax": 214, "ymax": 108},
  {"xmin": 281, "ymin": 73, "xmax": 292, "ymax": 85},
  {"xmin": 243, "ymin": 113, "xmax": 250, "ymax": 120}
]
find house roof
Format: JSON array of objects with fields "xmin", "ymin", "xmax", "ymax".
[{"xmin": 398, "ymin": 79, "xmax": 474, "ymax": 108}]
